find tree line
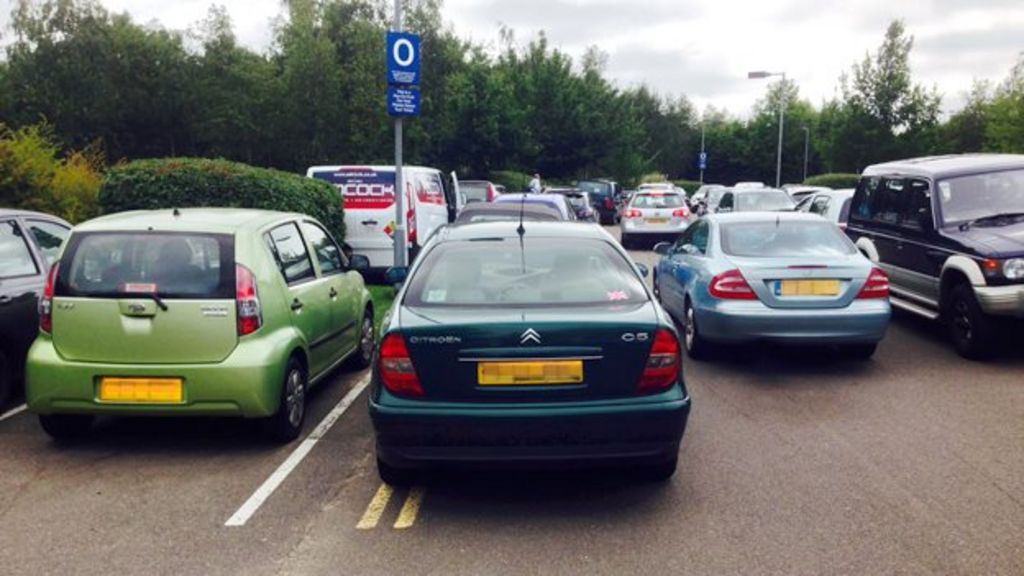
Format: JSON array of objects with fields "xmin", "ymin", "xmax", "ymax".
[{"xmin": 1, "ymin": 0, "xmax": 1022, "ymax": 190}]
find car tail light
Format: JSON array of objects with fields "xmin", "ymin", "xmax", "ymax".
[
  {"xmin": 857, "ymin": 267, "xmax": 889, "ymax": 299},
  {"xmin": 637, "ymin": 329, "xmax": 681, "ymax": 393},
  {"xmin": 488, "ymin": 184, "xmax": 497, "ymax": 202},
  {"xmin": 672, "ymin": 208, "xmax": 690, "ymax": 218},
  {"xmin": 39, "ymin": 262, "xmax": 59, "ymax": 334},
  {"xmin": 709, "ymin": 269, "xmax": 757, "ymax": 300},
  {"xmin": 379, "ymin": 333, "xmax": 424, "ymax": 397},
  {"xmin": 624, "ymin": 209, "xmax": 642, "ymax": 219},
  {"xmin": 406, "ymin": 208, "xmax": 417, "ymax": 245},
  {"xmin": 236, "ymin": 264, "xmax": 263, "ymax": 336}
]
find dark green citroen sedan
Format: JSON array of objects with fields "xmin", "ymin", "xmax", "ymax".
[{"xmin": 370, "ymin": 220, "xmax": 691, "ymax": 484}]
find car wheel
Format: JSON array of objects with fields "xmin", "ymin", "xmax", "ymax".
[
  {"xmin": 266, "ymin": 358, "xmax": 307, "ymax": 443},
  {"xmin": 841, "ymin": 343, "xmax": 877, "ymax": 360},
  {"xmin": 946, "ymin": 283, "xmax": 996, "ymax": 360},
  {"xmin": 353, "ymin": 309, "xmax": 375, "ymax": 369},
  {"xmin": 0, "ymin": 351, "xmax": 10, "ymax": 408},
  {"xmin": 683, "ymin": 300, "xmax": 709, "ymax": 360},
  {"xmin": 39, "ymin": 414, "xmax": 94, "ymax": 441},
  {"xmin": 639, "ymin": 456, "xmax": 678, "ymax": 482},
  {"xmin": 377, "ymin": 457, "xmax": 416, "ymax": 487}
]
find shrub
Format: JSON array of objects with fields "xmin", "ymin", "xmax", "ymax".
[
  {"xmin": 489, "ymin": 170, "xmax": 532, "ymax": 192},
  {"xmin": 641, "ymin": 172, "xmax": 669, "ymax": 184},
  {"xmin": 671, "ymin": 180, "xmax": 703, "ymax": 194},
  {"xmin": 0, "ymin": 124, "xmax": 103, "ymax": 223},
  {"xmin": 804, "ymin": 173, "xmax": 860, "ymax": 189},
  {"xmin": 100, "ymin": 158, "xmax": 345, "ymax": 241}
]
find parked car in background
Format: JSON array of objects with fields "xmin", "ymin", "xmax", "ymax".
[
  {"xmin": 306, "ymin": 165, "xmax": 463, "ymax": 271},
  {"xmin": 0, "ymin": 209, "xmax": 71, "ymax": 407},
  {"xmin": 734, "ymin": 181, "xmax": 767, "ymax": 190},
  {"xmin": 493, "ymin": 192, "xmax": 577, "ymax": 221},
  {"xmin": 549, "ymin": 188, "xmax": 599, "ymax": 222},
  {"xmin": 691, "ymin": 184, "xmax": 726, "ymax": 214},
  {"xmin": 784, "ymin": 185, "xmax": 832, "ymax": 203},
  {"xmin": 845, "ymin": 154, "xmax": 1024, "ymax": 359},
  {"xmin": 702, "ymin": 186, "xmax": 731, "ymax": 215},
  {"xmin": 455, "ymin": 202, "xmax": 563, "ymax": 224},
  {"xmin": 369, "ymin": 221, "xmax": 690, "ymax": 485},
  {"xmin": 620, "ymin": 189, "xmax": 692, "ymax": 248},
  {"xmin": 797, "ymin": 189, "xmax": 855, "ymax": 230},
  {"xmin": 653, "ymin": 213, "xmax": 890, "ymax": 360},
  {"xmin": 715, "ymin": 188, "xmax": 796, "ymax": 213},
  {"xmin": 26, "ymin": 208, "xmax": 375, "ymax": 442},
  {"xmin": 460, "ymin": 180, "xmax": 500, "ymax": 204},
  {"xmin": 577, "ymin": 179, "xmax": 621, "ymax": 224},
  {"xmin": 638, "ymin": 182, "xmax": 675, "ymax": 192}
]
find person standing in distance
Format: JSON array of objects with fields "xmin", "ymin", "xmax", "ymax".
[{"xmin": 528, "ymin": 173, "xmax": 542, "ymax": 193}]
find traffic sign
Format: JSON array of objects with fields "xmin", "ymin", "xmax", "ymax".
[
  {"xmin": 699, "ymin": 151, "xmax": 708, "ymax": 170},
  {"xmin": 388, "ymin": 87, "xmax": 420, "ymax": 117},
  {"xmin": 387, "ymin": 32, "xmax": 421, "ymax": 85}
]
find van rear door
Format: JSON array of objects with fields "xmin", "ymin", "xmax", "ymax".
[{"xmin": 308, "ymin": 167, "xmax": 398, "ymax": 269}]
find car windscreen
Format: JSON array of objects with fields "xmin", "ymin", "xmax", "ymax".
[
  {"xmin": 735, "ymin": 191, "xmax": 796, "ymax": 212},
  {"xmin": 461, "ymin": 182, "xmax": 490, "ymax": 202},
  {"xmin": 720, "ymin": 221, "xmax": 857, "ymax": 257},
  {"xmin": 404, "ymin": 238, "xmax": 648, "ymax": 307},
  {"xmin": 577, "ymin": 181, "xmax": 612, "ymax": 196},
  {"xmin": 631, "ymin": 194, "xmax": 684, "ymax": 209},
  {"xmin": 938, "ymin": 169, "xmax": 1024, "ymax": 225},
  {"xmin": 57, "ymin": 232, "xmax": 235, "ymax": 299}
]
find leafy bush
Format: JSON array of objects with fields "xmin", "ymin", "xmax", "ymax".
[
  {"xmin": 100, "ymin": 158, "xmax": 345, "ymax": 240},
  {"xmin": 803, "ymin": 173, "xmax": 860, "ymax": 189},
  {"xmin": 0, "ymin": 124, "xmax": 103, "ymax": 223},
  {"xmin": 641, "ymin": 172, "xmax": 669, "ymax": 184},
  {"xmin": 489, "ymin": 170, "xmax": 532, "ymax": 192},
  {"xmin": 671, "ymin": 180, "xmax": 703, "ymax": 194}
]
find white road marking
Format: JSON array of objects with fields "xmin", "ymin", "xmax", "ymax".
[
  {"xmin": 225, "ymin": 374, "xmax": 371, "ymax": 527},
  {"xmin": 0, "ymin": 404, "xmax": 27, "ymax": 422}
]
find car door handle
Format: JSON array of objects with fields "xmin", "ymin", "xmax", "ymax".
[
  {"xmin": 290, "ymin": 299, "xmax": 304, "ymax": 311},
  {"xmin": 329, "ymin": 287, "xmax": 338, "ymax": 298},
  {"xmin": 361, "ymin": 220, "xmax": 378, "ymax": 226}
]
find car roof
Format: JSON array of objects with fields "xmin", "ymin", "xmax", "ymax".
[
  {"xmin": 458, "ymin": 203, "xmax": 561, "ymax": 217},
  {"xmin": 732, "ymin": 188, "xmax": 788, "ymax": 194},
  {"xmin": 0, "ymin": 208, "xmax": 70, "ymax": 223},
  {"xmin": 306, "ymin": 164, "xmax": 438, "ymax": 174},
  {"xmin": 862, "ymin": 154, "xmax": 1024, "ymax": 179},
  {"xmin": 439, "ymin": 220, "xmax": 613, "ymax": 242},
  {"xmin": 706, "ymin": 212, "xmax": 829, "ymax": 225},
  {"xmin": 72, "ymin": 208, "xmax": 303, "ymax": 233}
]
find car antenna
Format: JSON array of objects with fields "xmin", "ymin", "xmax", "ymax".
[{"xmin": 517, "ymin": 191, "xmax": 527, "ymax": 237}]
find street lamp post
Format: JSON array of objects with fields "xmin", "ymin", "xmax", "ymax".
[
  {"xmin": 748, "ymin": 70, "xmax": 786, "ymax": 188},
  {"xmin": 801, "ymin": 126, "xmax": 810, "ymax": 183}
]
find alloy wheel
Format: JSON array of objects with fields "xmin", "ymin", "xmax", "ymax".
[{"xmin": 285, "ymin": 368, "xmax": 305, "ymax": 428}]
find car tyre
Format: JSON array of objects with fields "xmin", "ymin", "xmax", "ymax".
[
  {"xmin": 39, "ymin": 414, "xmax": 94, "ymax": 441},
  {"xmin": 352, "ymin": 309, "xmax": 375, "ymax": 369},
  {"xmin": 946, "ymin": 283, "xmax": 996, "ymax": 360},
  {"xmin": 266, "ymin": 358, "xmax": 307, "ymax": 443},
  {"xmin": 639, "ymin": 456, "xmax": 678, "ymax": 482},
  {"xmin": 683, "ymin": 300, "xmax": 709, "ymax": 360},
  {"xmin": 0, "ymin": 351, "xmax": 10, "ymax": 408},
  {"xmin": 841, "ymin": 343, "xmax": 877, "ymax": 360},
  {"xmin": 621, "ymin": 233, "xmax": 632, "ymax": 250},
  {"xmin": 377, "ymin": 457, "xmax": 417, "ymax": 487}
]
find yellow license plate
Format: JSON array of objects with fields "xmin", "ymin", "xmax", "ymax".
[
  {"xmin": 98, "ymin": 378, "xmax": 184, "ymax": 404},
  {"xmin": 645, "ymin": 217, "xmax": 668, "ymax": 224},
  {"xmin": 778, "ymin": 279, "xmax": 841, "ymax": 296},
  {"xmin": 478, "ymin": 361, "xmax": 584, "ymax": 386}
]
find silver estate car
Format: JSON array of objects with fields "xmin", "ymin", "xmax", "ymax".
[
  {"xmin": 653, "ymin": 212, "xmax": 891, "ymax": 360},
  {"xmin": 620, "ymin": 190, "xmax": 692, "ymax": 249}
]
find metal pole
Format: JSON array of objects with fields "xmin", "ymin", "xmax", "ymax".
[
  {"xmin": 775, "ymin": 73, "xmax": 785, "ymax": 188},
  {"xmin": 699, "ymin": 123, "xmax": 705, "ymax": 184},
  {"xmin": 802, "ymin": 126, "xmax": 809, "ymax": 183},
  {"xmin": 392, "ymin": 0, "xmax": 406, "ymax": 267}
]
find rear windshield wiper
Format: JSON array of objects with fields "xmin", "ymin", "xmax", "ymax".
[
  {"xmin": 960, "ymin": 212, "xmax": 1024, "ymax": 230},
  {"xmin": 122, "ymin": 291, "xmax": 169, "ymax": 311}
]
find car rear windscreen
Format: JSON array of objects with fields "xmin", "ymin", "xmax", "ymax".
[
  {"xmin": 58, "ymin": 233, "xmax": 235, "ymax": 299},
  {"xmin": 461, "ymin": 182, "xmax": 490, "ymax": 202},
  {"xmin": 736, "ymin": 191, "xmax": 795, "ymax": 211},
  {"xmin": 720, "ymin": 221, "xmax": 856, "ymax": 258},
  {"xmin": 405, "ymin": 238, "xmax": 648, "ymax": 307},
  {"xmin": 577, "ymin": 181, "xmax": 612, "ymax": 196},
  {"xmin": 631, "ymin": 194, "xmax": 684, "ymax": 209}
]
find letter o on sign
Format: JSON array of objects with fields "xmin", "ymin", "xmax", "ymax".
[{"xmin": 393, "ymin": 38, "xmax": 415, "ymax": 67}]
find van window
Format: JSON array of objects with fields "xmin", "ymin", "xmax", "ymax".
[
  {"xmin": 0, "ymin": 220, "xmax": 38, "ymax": 278},
  {"xmin": 58, "ymin": 232, "xmax": 233, "ymax": 298},
  {"xmin": 266, "ymin": 223, "xmax": 316, "ymax": 285}
]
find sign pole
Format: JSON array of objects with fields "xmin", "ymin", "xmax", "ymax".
[
  {"xmin": 699, "ymin": 123, "xmax": 706, "ymax": 184},
  {"xmin": 392, "ymin": 0, "xmax": 406, "ymax": 268}
]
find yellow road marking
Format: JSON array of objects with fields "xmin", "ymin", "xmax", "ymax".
[
  {"xmin": 393, "ymin": 486, "xmax": 426, "ymax": 529},
  {"xmin": 356, "ymin": 483, "xmax": 394, "ymax": 530}
]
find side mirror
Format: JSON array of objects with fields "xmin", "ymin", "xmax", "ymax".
[
  {"xmin": 635, "ymin": 263, "xmax": 649, "ymax": 278},
  {"xmin": 653, "ymin": 242, "xmax": 673, "ymax": 255},
  {"xmin": 384, "ymin": 266, "xmax": 409, "ymax": 286},
  {"xmin": 348, "ymin": 254, "xmax": 370, "ymax": 272}
]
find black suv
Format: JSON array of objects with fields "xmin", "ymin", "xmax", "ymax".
[
  {"xmin": 576, "ymin": 179, "xmax": 621, "ymax": 225},
  {"xmin": 0, "ymin": 209, "xmax": 70, "ymax": 405},
  {"xmin": 845, "ymin": 155, "xmax": 1024, "ymax": 359}
]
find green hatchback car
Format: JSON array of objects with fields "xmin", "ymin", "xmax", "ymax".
[{"xmin": 26, "ymin": 208, "xmax": 375, "ymax": 442}]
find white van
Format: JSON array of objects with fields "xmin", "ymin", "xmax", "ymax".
[{"xmin": 306, "ymin": 165, "xmax": 462, "ymax": 270}]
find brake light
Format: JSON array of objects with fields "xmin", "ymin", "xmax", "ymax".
[
  {"xmin": 407, "ymin": 208, "xmax": 417, "ymax": 245},
  {"xmin": 488, "ymin": 184, "xmax": 497, "ymax": 202},
  {"xmin": 379, "ymin": 333, "xmax": 424, "ymax": 397},
  {"xmin": 637, "ymin": 329, "xmax": 681, "ymax": 393},
  {"xmin": 672, "ymin": 208, "xmax": 690, "ymax": 218},
  {"xmin": 624, "ymin": 209, "xmax": 642, "ymax": 219},
  {"xmin": 39, "ymin": 262, "xmax": 59, "ymax": 334},
  {"xmin": 709, "ymin": 269, "xmax": 757, "ymax": 300},
  {"xmin": 857, "ymin": 267, "xmax": 889, "ymax": 299},
  {"xmin": 236, "ymin": 264, "xmax": 262, "ymax": 336}
]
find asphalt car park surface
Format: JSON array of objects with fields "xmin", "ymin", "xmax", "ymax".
[{"xmin": 1, "ymin": 225, "xmax": 1022, "ymax": 575}]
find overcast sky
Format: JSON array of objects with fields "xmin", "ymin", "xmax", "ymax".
[{"xmin": 4, "ymin": 0, "xmax": 1023, "ymax": 115}]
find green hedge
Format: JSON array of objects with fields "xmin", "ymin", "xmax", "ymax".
[
  {"xmin": 803, "ymin": 173, "xmax": 860, "ymax": 189},
  {"xmin": 671, "ymin": 180, "xmax": 703, "ymax": 194},
  {"xmin": 99, "ymin": 158, "xmax": 345, "ymax": 241},
  {"xmin": 489, "ymin": 170, "xmax": 533, "ymax": 192}
]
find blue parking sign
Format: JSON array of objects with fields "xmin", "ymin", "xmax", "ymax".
[
  {"xmin": 388, "ymin": 87, "xmax": 420, "ymax": 117},
  {"xmin": 698, "ymin": 151, "xmax": 708, "ymax": 170},
  {"xmin": 387, "ymin": 32, "xmax": 421, "ymax": 86}
]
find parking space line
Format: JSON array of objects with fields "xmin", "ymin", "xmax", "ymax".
[
  {"xmin": 356, "ymin": 483, "xmax": 394, "ymax": 530},
  {"xmin": 393, "ymin": 487, "xmax": 426, "ymax": 529},
  {"xmin": 0, "ymin": 404, "xmax": 27, "ymax": 422},
  {"xmin": 224, "ymin": 374, "xmax": 371, "ymax": 527}
]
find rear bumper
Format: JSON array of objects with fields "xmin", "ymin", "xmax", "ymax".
[
  {"xmin": 25, "ymin": 337, "xmax": 287, "ymax": 418},
  {"xmin": 370, "ymin": 388, "xmax": 690, "ymax": 469},
  {"xmin": 975, "ymin": 284, "xmax": 1024, "ymax": 317},
  {"xmin": 697, "ymin": 299, "xmax": 891, "ymax": 344}
]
